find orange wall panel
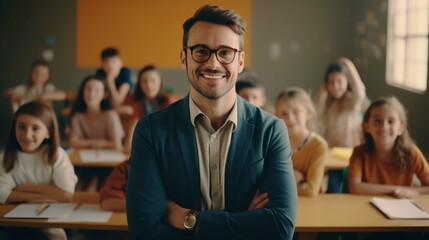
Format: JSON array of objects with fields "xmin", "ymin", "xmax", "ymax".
[{"xmin": 76, "ymin": 0, "xmax": 251, "ymax": 69}]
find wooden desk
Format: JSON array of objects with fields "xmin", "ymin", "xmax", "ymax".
[
  {"xmin": 4, "ymin": 193, "xmax": 428, "ymax": 235},
  {"xmin": 68, "ymin": 150, "xmax": 128, "ymax": 168},
  {"xmin": 0, "ymin": 192, "xmax": 127, "ymax": 231},
  {"xmin": 296, "ymin": 194, "xmax": 429, "ymax": 239}
]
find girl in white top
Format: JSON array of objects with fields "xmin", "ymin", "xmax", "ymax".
[
  {"xmin": 0, "ymin": 101, "xmax": 77, "ymax": 240},
  {"xmin": 4, "ymin": 60, "xmax": 66, "ymax": 112}
]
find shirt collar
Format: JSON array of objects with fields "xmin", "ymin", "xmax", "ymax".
[{"xmin": 189, "ymin": 96, "xmax": 238, "ymax": 131}]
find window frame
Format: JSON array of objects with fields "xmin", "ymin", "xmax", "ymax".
[{"xmin": 386, "ymin": 0, "xmax": 429, "ymax": 94}]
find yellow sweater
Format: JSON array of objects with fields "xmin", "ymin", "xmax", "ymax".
[{"xmin": 292, "ymin": 134, "xmax": 328, "ymax": 196}]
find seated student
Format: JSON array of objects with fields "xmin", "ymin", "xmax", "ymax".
[
  {"xmin": 236, "ymin": 80, "xmax": 275, "ymax": 114},
  {"xmin": 348, "ymin": 96, "xmax": 429, "ymax": 198},
  {"xmin": 120, "ymin": 65, "xmax": 175, "ymax": 152},
  {"xmin": 68, "ymin": 75, "xmax": 124, "ymax": 191},
  {"xmin": 316, "ymin": 57, "xmax": 368, "ymax": 194},
  {"xmin": 96, "ymin": 47, "xmax": 133, "ymax": 106},
  {"xmin": 4, "ymin": 59, "xmax": 66, "ymax": 112},
  {"xmin": 0, "ymin": 101, "xmax": 77, "ymax": 240},
  {"xmin": 99, "ymin": 160, "xmax": 129, "ymax": 211},
  {"xmin": 69, "ymin": 75, "xmax": 124, "ymax": 151},
  {"xmin": 275, "ymin": 87, "xmax": 328, "ymax": 196}
]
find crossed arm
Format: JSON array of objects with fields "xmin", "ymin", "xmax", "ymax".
[{"xmin": 126, "ymin": 118, "xmax": 297, "ymax": 240}]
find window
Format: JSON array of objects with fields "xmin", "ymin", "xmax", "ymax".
[{"xmin": 386, "ymin": 0, "xmax": 429, "ymax": 93}]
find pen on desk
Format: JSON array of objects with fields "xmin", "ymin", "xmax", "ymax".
[{"xmin": 36, "ymin": 202, "xmax": 50, "ymax": 215}]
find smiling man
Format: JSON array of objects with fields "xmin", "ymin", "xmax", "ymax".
[{"xmin": 126, "ymin": 5, "xmax": 297, "ymax": 240}]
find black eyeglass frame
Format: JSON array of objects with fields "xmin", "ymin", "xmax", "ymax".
[{"xmin": 184, "ymin": 45, "xmax": 242, "ymax": 64}]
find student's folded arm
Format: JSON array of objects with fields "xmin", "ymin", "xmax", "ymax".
[
  {"xmin": 13, "ymin": 183, "xmax": 72, "ymax": 202},
  {"xmin": 68, "ymin": 134, "xmax": 92, "ymax": 149},
  {"xmin": 126, "ymin": 119, "xmax": 196, "ymax": 240},
  {"xmin": 0, "ymin": 169, "xmax": 43, "ymax": 204},
  {"xmin": 6, "ymin": 191, "xmax": 44, "ymax": 203},
  {"xmin": 116, "ymin": 83, "xmax": 130, "ymax": 105},
  {"xmin": 40, "ymin": 90, "xmax": 66, "ymax": 101},
  {"xmin": 196, "ymin": 120, "xmax": 297, "ymax": 240},
  {"xmin": 101, "ymin": 198, "xmax": 126, "ymax": 211},
  {"xmin": 348, "ymin": 176, "xmax": 397, "ymax": 195}
]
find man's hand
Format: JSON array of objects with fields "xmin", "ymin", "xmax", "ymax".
[
  {"xmin": 166, "ymin": 201, "xmax": 189, "ymax": 230},
  {"xmin": 248, "ymin": 189, "xmax": 269, "ymax": 210}
]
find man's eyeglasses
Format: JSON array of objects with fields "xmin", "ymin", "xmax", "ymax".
[{"xmin": 185, "ymin": 45, "xmax": 241, "ymax": 64}]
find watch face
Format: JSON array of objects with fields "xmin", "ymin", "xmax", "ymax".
[{"xmin": 184, "ymin": 214, "xmax": 197, "ymax": 229}]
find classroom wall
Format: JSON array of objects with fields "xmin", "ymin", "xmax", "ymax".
[{"xmin": 1, "ymin": 0, "xmax": 428, "ymax": 157}]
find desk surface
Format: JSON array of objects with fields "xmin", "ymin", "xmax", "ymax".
[
  {"xmin": 296, "ymin": 194, "xmax": 429, "ymax": 232},
  {"xmin": 0, "ymin": 192, "xmax": 127, "ymax": 231},
  {"xmin": 2, "ymin": 193, "xmax": 429, "ymax": 233},
  {"xmin": 69, "ymin": 150, "xmax": 128, "ymax": 168}
]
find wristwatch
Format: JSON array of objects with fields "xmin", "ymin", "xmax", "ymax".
[{"xmin": 184, "ymin": 209, "xmax": 199, "ymax": 231}]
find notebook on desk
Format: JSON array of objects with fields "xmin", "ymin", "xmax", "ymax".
[
  {"xmin": 79, "ymin": 150, "xmax": 126, "ymax": 163},
  {"xmin": 370, "ymin": 197, "xmax": 429, "ymax": 219},
  {"xmin": 3, "ymin": 203, "xmax": 77, "ymax": 219}
]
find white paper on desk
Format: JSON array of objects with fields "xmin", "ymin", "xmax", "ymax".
[
  {"xmin": 79, "ymin": 150, "xmax": 126, "ymax": 163},
  {"xmin": 370, "ymin": 197, "xmax": 429, "ymax": 219},
  {"xmin": 48, "ymin": 204, "xmax": 112, "ymax": 222},
  {"xmin": 4, "ymin": 203, "xmax": 77, "ymax": 219}
]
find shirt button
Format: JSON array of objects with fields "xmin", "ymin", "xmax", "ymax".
[
  {"xmin": 213, "ymin": 192, "xmax": 219, "ymax": 197},
  {"xmin": 211, "ymin": 164, "xmax": 218, "ymax": 170}
]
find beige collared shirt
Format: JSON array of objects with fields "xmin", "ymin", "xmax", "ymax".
[{"xmin": 189, "ymin": 97, "xmax": 237, "ymax": 210}]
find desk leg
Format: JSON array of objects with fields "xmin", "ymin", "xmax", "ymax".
[{"xmin": 297, "ymin": 232, "xmax": 317, "ymax": 240}]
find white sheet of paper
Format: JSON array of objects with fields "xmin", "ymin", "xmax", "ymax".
[
  {"xmin": 370, "ymin": 197, "xmax": 429, "ymax": 219},
  {"xmin": 48, "ymin": 204, "xmax": 112, "ymax": 222},
  {"xmin": 4, "ymin": 203, "xmax": 77, "ymax": 219},
  {"xmin": 79, "ymin": 150, "xmax": 126, "ymax": 163}
]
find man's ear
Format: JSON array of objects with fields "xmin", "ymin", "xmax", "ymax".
[
  {"xmin": 238, "ymin": 51, "xmax": 245, "ymax": 73},
  {"xmin": 180, "ymin": 50, "xmax": 187, "ymax": 70}
]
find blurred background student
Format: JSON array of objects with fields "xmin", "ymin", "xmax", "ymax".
[
  {"xmin": 68, "ymin": 75, "xmax": 124, "ymax": 151},
  {"xmin": 96, "ymin": 47, "xmax": 133, "ymax": 107},
  {"xmin": 276, "ymin": 87, "xmax": 328, "ymax": 196},
  {"xmin": 316, "ymin": 57, "xmax": 368, "ymax": 193},
  {"xmin": 236, "ymin": 80, "xmax": 275, "ymax": 114},
  {"xmin": 4, "ymin": 60, "xmax": 66, "ymax": 112},
  {"xmin": 68, "ymin": 75, "xmax": 124, "ymax": 191},
  {"xmin": 120, "ymin": 65, "xmax": 175, "ymax": 152},
  {"xmin": 99, "ymin": 160, "xmax": 129, "ymax": 211},
  {"xmin": 0, "ymin": 101, "xmax": 77, "ymax": 240}
]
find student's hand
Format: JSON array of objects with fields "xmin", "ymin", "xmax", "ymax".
[
  {"xmin": 248, "ymin": 189, "xmax": 269, "ymax": 210},
  {"xmin": 393, "ymin": 187, "xmax": 420, "ymax": 199},
  {"xmin": 294, "ymin": 170, "xmax": 305, "ymax": 184},
  {"xmin": 166, "ymin": 200, "xmax": 189, "ymax": 230},
  {"xmin": 90, "ymin": 139, "xmax": 107, "ymax": 149},
  {"xmin": 106, "ymin": 65, "xmax": 121, "ymax": 82}
]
